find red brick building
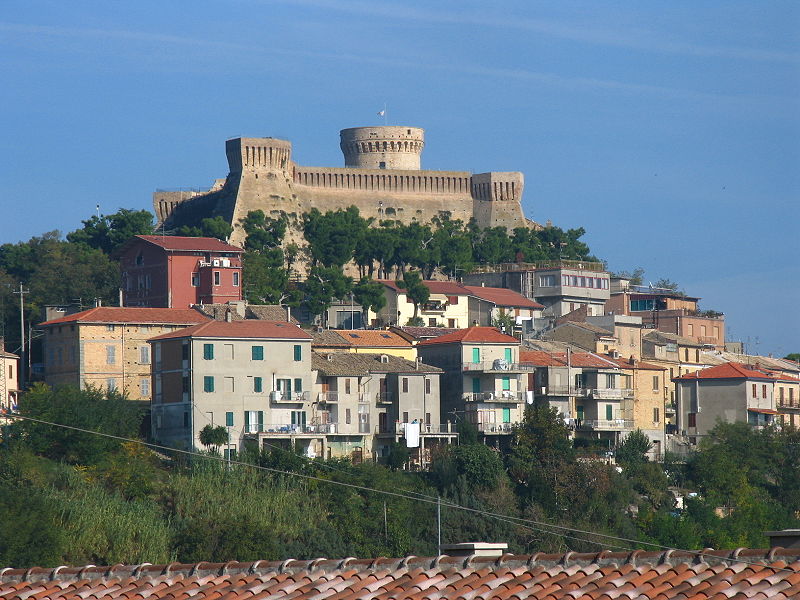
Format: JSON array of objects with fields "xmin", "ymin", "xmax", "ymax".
[{"xmin": 118, "ymin": 236, "xmax": 243, "ymax": 308}]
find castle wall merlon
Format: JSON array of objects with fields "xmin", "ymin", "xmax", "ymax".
[
  {"xmin": 292, "ymin": 166, "xmax": 473, "ymax": 195},
  {"xmin": 226, "ymin": 137, "xmax": 292, "ymax": 174}
]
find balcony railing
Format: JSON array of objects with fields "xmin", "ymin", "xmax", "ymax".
[
  {"xmin": 590, "ymin": 388, "xmax": 632, "ymax": 400},
  {"xmin": 536, "ymin": 386, "xmax": 590, "ymax": 397},
  {"xmin": 476, "ymin": 422, "xmax": 517, "ymax": 434},
  {"xmin": 269, "ymin": 391, "xmax": 311, "ymax": 403},
  {"xmin": 376, "ymin": 423, "xmax": 457, "ymax": 435},
  {"xmin": 462, "ymin": 391, "xmax": 525, "ymax": 403},
  {"xmin": 254, "ymin": 423, "xmax": 338, "ymax": 434},
  {"xmin": 462, "ymin": 361, "xmax": 535, "ymax": 372},
  {"xmin": 375, "ymin": 392, "xmax": 394, "ymax": 404},
  {"xmin": 316, "ymin": 391, "xmax": 339, "ymax": 403},
  {"xmin": 578, "ymin": 419, "xmax": 633, "ymax": 431}
]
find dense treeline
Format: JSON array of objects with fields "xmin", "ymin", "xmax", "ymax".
[{"xmin": 2, "ymin": 384, "xmax": 799, "ymax": 567}]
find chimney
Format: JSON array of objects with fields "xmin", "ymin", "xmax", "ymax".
[
  {"xmin": 438, "ymin": 542, "xmax": 508, "ymax": 558},
  {"xmin": 765, "ymin": 530, "xmax": 800, "ymax": 549},
  {"xmin": 225, "ymin": 309, "xmax": 233, "ymax": 323}
]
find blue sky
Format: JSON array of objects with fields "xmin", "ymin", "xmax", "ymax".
[{"xmin": 1, "ymin": 1, "xmax": 798, "ymax": 356}]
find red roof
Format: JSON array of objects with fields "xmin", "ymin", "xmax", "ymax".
[
  {"xmin": 38, "ymin": 307, "xmax": 210, "ymax": 327},
  {"xmin": 605, "ymin": 357, "xmax": 668, "ymax": 371},
  {"xmin": 675, "ymin": 361, "xmax": 776, "ymax": 381},
  {"xmin": 148, "ymin": 319, "xmax": 312, "ymax": 341},
  {"xmin": 418, "ymin": 326, "xmax": 518, "ymax": 346},
  {"xmin": 464, "ymin": 286, "xmax": 543, "ymax": 309},
  {"xmin": 2, "ymin": 550, "xmax": 800, "ymax": 600},
  {"xmin": 378, "ymin": 279, "xmax": 469, "ymax": 296},
  {"xmin": 331, "ymin": 330, "xmax": 412, "ymax": 348},
  {"xmin": 519, "ymin": 350, "xmax": 619, "ymax": 369},
  {"xmin": 134, "ymin": 235, "xmax": 243, "ymax": 253}
]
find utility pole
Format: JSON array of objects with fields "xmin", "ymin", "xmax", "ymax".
[{"xmin": 13, "ymin": 284, "xmax": 29, "ymax": 390}]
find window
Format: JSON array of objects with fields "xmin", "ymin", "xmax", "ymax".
[
  {"xmin": 652, "ymin": 375, "xmax": 659, "ymax": 391},
  {"xmin": 502, "ymin": 376, "xmax": 511, "ymax": 391},
  {"xmin": 106, "ymin": 378, "xmax": 117, "ymax": 392},
  {"xmin": 701, "ymin": 325, "xmax": 707, "ymax": 336},
  {"xmin": 605, "ymin": 405, "xmax": 613, "ymax": 420},
  {"xmin": 106, "ymin": 324, "xmax": 115, "ymax": 332},
  {"xmin": 425, "ymin": 378, "xmax": 431, "ymax": 394},
  {"xmin": 291, "ymin": 411, "xmax": 307, "ymax": 427},
  {"xmin": 539, "ymin": 275, "xmax": 556, "ymax": 287},
  {"xmin": 472, "ymin": 348, "xmax": 480, "ymax": 364},
  {"xmin": 106, "ymin": 345, "xmax": 116, "ymax": 365},
  {"xmin": 448, "ymin": 319, "xmax": 456, "ymax": 328},
  {"xmin": 181, "ymin": 342, "xmax": 188, "ymax": 361},
  {"xmin": 203, "ymin": 343, "xmax": 214, "ymax": 360},
  {"xmin": 631, "ymin": 299, "xmax": 656, "ymax": 312},
  {"xmin": 447, "ymin": 295, "xmax": 459, "ymax": 305},
  {"xmin": 505, "ymin": 348, "xmax": 512, "ymax": 363},
  {"xmin": 254, "ymin": 377, "xmax": 263, "ymax": 393},
  {"xmin": 213, "ymin": 271, "xmax": 221, "ymax": 286},
  {"xmin": 244, "ymin": 410, "xmax": 263, "ymax": 433},
  {"xmin": 653, "ymin": 408, "xmax": 660, "ymax": 423},
  {"xmin": 182, "ymin": 375, "xmax": 190, "ymax": 394},
  {"xmin": 345, "ymin": 379, "xmax": 351, "ymax": 394},
  {"xmin": 140, "ymin": 378, "xmax": 150, "ymax": 397},
  {"xmin": 762, "ymin": 384, "xmax": 768, "ymax": 398},
  {"xmin": 191, "ymin": 273, "xmax": 199, "ymax": 287},
  {"xmin": 294, "ymin": 378, "xmax": 303, "ymax": 393},
  {"xmin": 346, "ymin": 408, "xmax": 351, "ymax": 424},
  {"xmin": 403, "ymin": 411, "xmax": 409, "ymax": 423},
  {"xmin": 233, "ymin": 272, "xmax": 240, "ymax": 287},
  {"xmin": 224, "ymin": 412, "xmax": 234, "ymax": 427},
  {"xmin": 379, "ymin": 161, "xmax": 386, "ymax": 169},
  {"xmin": 224, "ymin": 448, "xmax": 236, "ymax": 461},
  {"xmin": 687, "ymin": 324, "xmax": 694, "ymax": 336},
  {"xmin": 203, "ymin": 376, "xmax": 215, "ymax": 393},
  {"xmin": 687, "ymin": 412, "xmax": 697, "ymax": 428},
  {"xmin": 251, "ymin": 345, "xmax": 264, "ymax": 360},
  {"xmin": 402, "ymin": 378, "xmax": 408, "ymax": 393},
  {"xmin": 293, "ymin": 345, "xmax": 302, "ymax": 361},
  {"xmin": 472, "ymin": 377, "xmax": 481, "ymax": 393},
  {"xmin": 752, "ymin": 383, "xmax": 757, "ymax": 397},
  {"xmin": 502, "ymin": 407, "xmax": 511, "ymax": 423},
  {"xmin": 428, "ymin": 318, "xmax": 437, "ymax": 326},
  {"xmin": 140, "ymin": 345, "xmax": 150, "ymax": 365}
]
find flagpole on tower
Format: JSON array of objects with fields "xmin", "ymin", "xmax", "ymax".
[{"xmin": 378, "ymin": 103, "xmax": 387, "ymax": 125}]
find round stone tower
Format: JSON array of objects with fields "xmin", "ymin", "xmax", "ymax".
[{"xmin": 340, "ymin": 126, "xmax": 424, "ymax": 170}]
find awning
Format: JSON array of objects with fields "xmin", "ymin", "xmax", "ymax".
[{"xmin": 748, "ymin": 408, "xmax": 778, "ymax": 415}]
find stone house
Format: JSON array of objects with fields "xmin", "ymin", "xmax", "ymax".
[
  {"xmin": 148, "ymin": 320, "xmax": 313, "ymax": 455},
  {"xmin": 38, "ymin": 307, "xmax": 209, "ymax": 401},
  {"xmin": 416, "ymin": 327, "xmax": 530, "ymax": 446}
]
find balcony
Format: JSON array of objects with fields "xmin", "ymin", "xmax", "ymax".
[
  {"xmin": 420, "ymin": 300, "xmax": 447, "ymax": 313},
  {"xmin": 462, "ymin": 360, "xmax": 535, "ymax": 373},
  {"xmin": 589, "ymin": 388, "xmax": 632, "ymax": 400},
  {"xmin": 476, "ymin": 422, "xmax": 517, "ymax": 434},
  {"xmin": 462, "ymin": 391, "xmax": 525, "ymax": 403},
  {"xmin": 577, "ymin": 419, "xmax": 633, "ymax": 431},
  {"xmin": 248, "ymin": 422, "xmax": 338, "ymax": 435},
  {"xmin": 376, "ymin": 422, "xmax": 457, "ymax": 435},
  {"xmin": 375, "ymin": 392, "xmax": 394, "ymax": 404},
  {"xmin": 316, "ymin": 391, "xmax": 339, "ymax": 403},
  {"xmin": 269, "ymin": 391, "xmax": 311, "ymax": 403},
  {"xmin": 536, "ymin": 386, "xmax": 590, "ymax": 397}
]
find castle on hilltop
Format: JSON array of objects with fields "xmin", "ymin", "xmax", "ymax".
[{"xmin": 154, "ymin": 126, "xmax": 535, "ymax": 247}]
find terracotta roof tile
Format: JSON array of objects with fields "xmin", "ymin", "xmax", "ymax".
[
  {"xmin": 417, "ymin": 327, "xmax": 519, "ymax": 346},
  {"xmin": 148, "ymin": 320, "xmax": 312, "ymax": 341},
  {"xmin": 331, "ymin": 330, "xmax": 412, "ymax": 348},
  {"xmin": 134, "ymin": 235, "xmax": 243, "ymax": 253},
  {"xmin": 463, "ymin": 286, "xmax": 544, "ymax": 309},
  {"xmin": 3, "ymin": 551, "xmax": 800, "ymax": 600},
  {"xmin": 38, "ymin": 307, "xmax": 211, "ymax": 327},
  {"xmin": 674, "ymin": 361, "xmax": 776, "ymax": 381}
]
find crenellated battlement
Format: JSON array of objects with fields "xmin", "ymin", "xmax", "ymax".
[{"xmin": 226, "ymin": 137, "xmax": 292, "ymax": 173}]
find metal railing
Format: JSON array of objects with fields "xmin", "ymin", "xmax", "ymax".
[
  {"xmin": 375, "ymin": 392, "xmax": 394, "ymax": 403},
  {"xmin": 590, "ymin": 388, "xmax": 632, "ymax": 399},
  {"xmin": 269, "ymin": 391, "xmax": 311, "ymax": 403},
  {"xmin": 469, "ymin": 260, "xmax": 605, "ymax": 274},
  {"xmin": 257, "ymin": 423, "xmax": 338, "ymax": 434},
  {"xmin": 536, "ymin": 386, "xmax": 590, "ymax": 397},
  {"xmin": 462, "ymin": 361, "xmax": 535, "ymax": 372},
  {"xmin": 476, "ymin": 422, "xmax": 517, "ymax": 434},
  {"xmin": 375, "ymin": 423, "xmax": 457, "ymax": 435},
  {"xmin": 317, "ymin": 391, "xmax": 339, "ymax": 403},
  {"xmin": 578, "ymin": 419, "xmax": 633, "ymax": 430},
  {"xmin": 462, "ymin": 391, "xmax": 525, "ymax": 403}
]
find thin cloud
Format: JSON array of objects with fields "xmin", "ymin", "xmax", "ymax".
[{"xmin": 270, "ymin": 0, "xmax": 800, "ymax": 65}]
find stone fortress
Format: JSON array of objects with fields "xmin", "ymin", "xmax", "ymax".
[{"xmin": 154, "ymin": 126, "xmax": 535, "ymax": 247}]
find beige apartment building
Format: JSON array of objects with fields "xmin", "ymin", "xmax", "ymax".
[
  {"xmin": 38, "ymin": 307, "xmax": 209, "ymax": 401},
  {"xmin": 0, "ymin": 344, "xmax": 19, "ymax": 421},
  {"xmin": 149, "ymin": 320, "xmax": 313, "ymax": 453}
]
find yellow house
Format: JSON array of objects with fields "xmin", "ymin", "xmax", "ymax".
[
  {"xmin": 312, "ymin": 329, "xmax": 416, "ymax": 361},
  {"xmin": 38, "ymin": 307, "xmax": 209, "ymax": 401},
  {"xmin": 372, "ymin": 280, "xmax": 472, "ymax": 328}
]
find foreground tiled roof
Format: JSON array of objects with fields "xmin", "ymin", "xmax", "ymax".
[
  {"xmin": 390, "ymin": 326, "xmax": 460, "ymax": 341},
  {"xmin": 148, "ymin": 320, "xmax": 312, "ymax": 341},
  {"xmin": 464, "ymin": 286, "xmax": 544, "ymax": 309},
  {"xmin": 333, "ymin": 330, "xmax": 412, "ymax": 348},
  {"xmin": 520, "ymin": 350, "xmax": 620, "ymax": 369},
  {"xmin": 312, "ymin": 351, "xmax": 441, "ymax": 376},
  {"xmin": 134, "ymin": 235, "xmax": 243, "ymax": 253},
  {"xmin": 418, "ymin": 326, "xmax": 519, "ymax": 346},
  {"xmin": 38, "ymin": 307, "xmax": 210, "ymax": 327},
  {"xmin": 675, "ymin": 361, "xmax": 776, "ymax": 381},
  {"xmin": 3, "ymin": 550, "xmax": 800, "ymax": 600}
]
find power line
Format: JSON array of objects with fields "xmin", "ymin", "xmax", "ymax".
[{"xmin": 4, "ymin": 412, "xmax": 797, "ymax": 572}]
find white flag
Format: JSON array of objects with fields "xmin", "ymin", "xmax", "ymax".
[{"xmin": 377, "ymin": 110, "xmax": 385, "ymax": 117}]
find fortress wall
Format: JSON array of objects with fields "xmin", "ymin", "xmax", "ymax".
[{"xmin": 292, "ymin": 166, "xmax": 472, "ymax": 195}]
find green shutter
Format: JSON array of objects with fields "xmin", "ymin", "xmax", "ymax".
[
  {"xmin": 294, "ymin": 378, "xmax": 302, "ymax": 393},
  {"xmin": 225, "ymin": 411, "xmax": 233, "ymax": 427},
  {"xmin": 504, "ymin": 348, "xmax": 512, "ymax": 362},
  {"xmin": 254, "ymin": 377, "xmax": 262, "ymax": 393},
  {"xmin": 577, "ymin": 406, "xmax": 584, "ymax": 420},
  {"xmin": 606, "ymin": 405, "xmax": 614, "ymax": 420},
  {"xmin": 294, "ymin": 344, "xmax": 302, "ymax": 361},
  {"xmin": 204, "ymin": 376, "xmax": 214, "ymax": 392},
  {"xmin": 252, "ymin": 345, "xmax": 264, "ymax": 360},
  {"xmin": 472, "ymin": 377, "xmax": 481, "ymax": 394},
  {"xmin": 244, "ymin": 411, "xmax": 250, "ymax": 431},
  {"xmin": 258, "ymin": 411, "xmax": 264, "ymax": 432},
  {"xmin": 502, "ymin": 376, "xmax": 510, "ymax": 391},
  {"xmin": 203, "ymin": 344, "xmax": 214, "ymax": 360},
  {"xmin": 502, "ymin": 407, "xmax": 511, "ymax": 423},
  {"xmin": 472, "ymin": 348, "xmax": 480, "ymax": 363}
]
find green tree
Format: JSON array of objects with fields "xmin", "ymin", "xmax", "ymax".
[
  {"xmin": 67, "ymin": 208, "xmax": 155, "ymax": 254},
  {"xmin": 615, "ymin": 429, "xmax": 652, "ymax": 468},
  {"xmin": 242, "ymin": 250, "xmax": 298, "ymax": 306},
  {"xmin": 242, "ymin": 210, "xmax": 287, "ymax": 252},
  {"xmin": 396, "ymin": 270, "xmax": 429, "ymax": 321},
  {"xmin": 176, "ymin": 216, "xmax": 233, "ymax": 240},
  {"xmin": 784, "ymin": 353, "xmax": 800, "ymax": 363},
  {"xmin": 352, "ymin": 278, "xmax": 386, "ymax": 326},
  {"xmin": 304, "ymin": 266, "xmax": 353, "ymax": 319},
  {"xmin": 303, "ymin": 207, "xmax": 369, "ymax": 268},
  {"xmin": 198, "ymin": 424, "xmax": 229, "ymax": 452}
]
